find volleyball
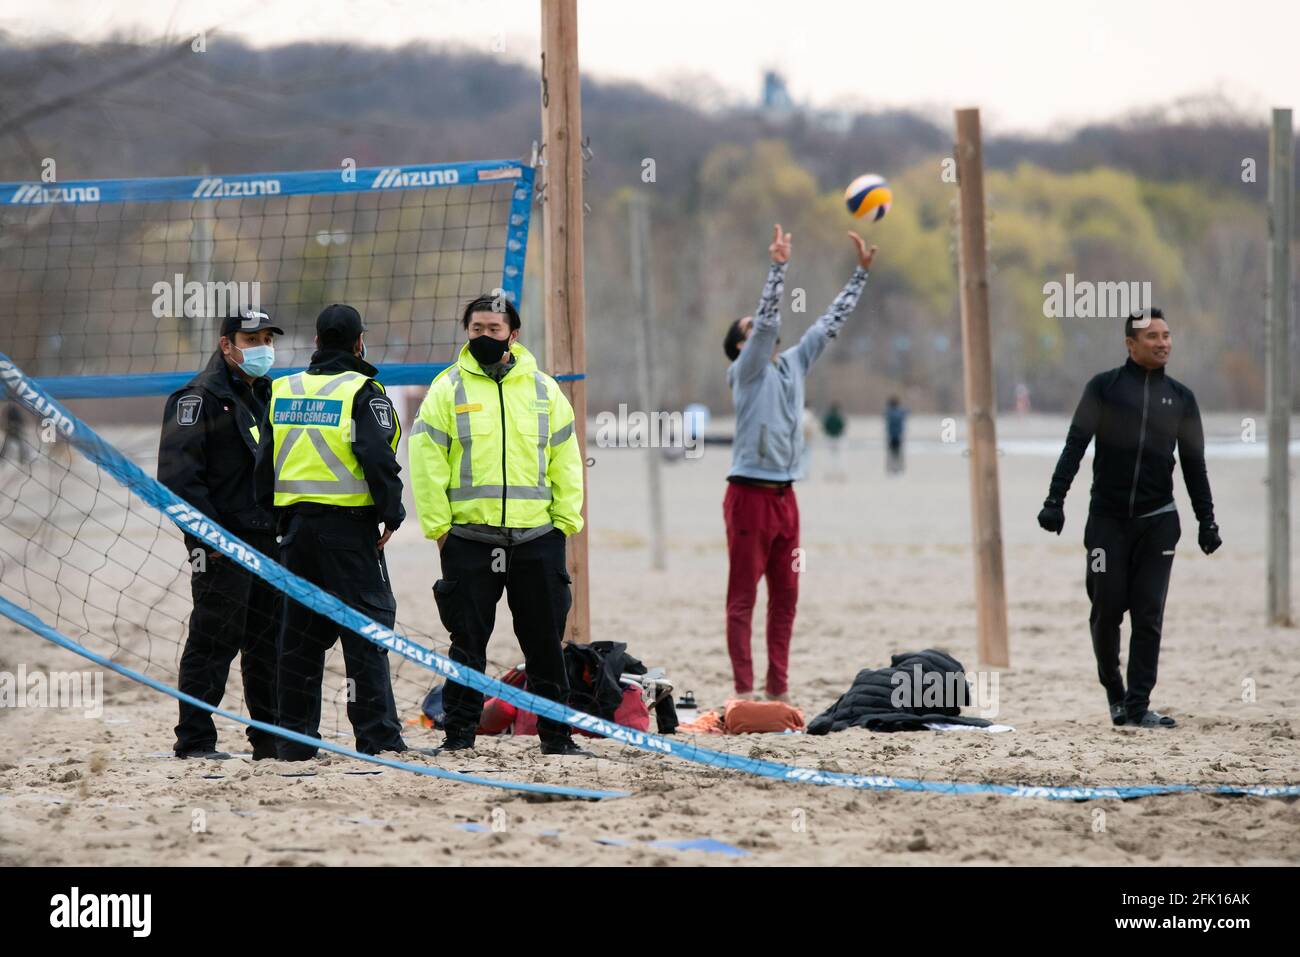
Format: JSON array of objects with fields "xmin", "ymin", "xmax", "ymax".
[{"xmin": 844, "ymin": 173, "xmax": 892, "ymax": 222}]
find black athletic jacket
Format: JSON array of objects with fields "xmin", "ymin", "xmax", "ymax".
[
  {"xmin": 298, "ymin": 349, "xmax": 406, "ymax": 532},
  {"xmin": 158, "ymin": 350, "xmax": 275, "ymax": 538},
  {"xmin": 1048, "ymin": 358, "xmax": 1214, "ymax": 523}
]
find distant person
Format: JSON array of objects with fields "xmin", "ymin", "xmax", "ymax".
[
  {"xmin": 884, "ymin": 396, "xmax": 907, "ymax": 474},
  {"xmin": 1037, "ymin": 308, "xmax": 1220, "ymax": 729},
  {"xmin": 1015, "ymin": 382, "xmax": 1032, "ymax": 415},
  {"xmin": 721, "ymin": 223, "xmax": 877, "ymax": 702},
  {"xmin": 821, "ymin": 402, "xmax": 846, "ymax": 480},
  {"xmin": 1, "ymin": 402, "xmax": 31, "ymax": 465}
]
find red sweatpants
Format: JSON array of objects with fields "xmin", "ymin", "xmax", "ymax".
[{"xmin": 723, "ymin": 482, "xmax": 800, "ymax": 696}]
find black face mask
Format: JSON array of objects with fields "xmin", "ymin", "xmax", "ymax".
[{"xmin": 467, "ymin": 334, "xmax": 510, "ymax": 367}]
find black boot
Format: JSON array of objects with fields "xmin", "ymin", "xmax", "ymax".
[
  {"xmin": 440, "ymin": 727, "xmax": 476, "ymax": 752},
  {"xmin": 175, "ymin": 748, "xmax": 232, "ymax": 760},
  {"xmin": 539, "ymin": 735, "xmax": 594, "ymax": 758},
  {"xmin": 1129, "ymin": 709, "xmax": 1176, "ymax": 728},
  {"xmin": 1109, "ymin": 702, "xmax": 1127, "ymax": 726}
]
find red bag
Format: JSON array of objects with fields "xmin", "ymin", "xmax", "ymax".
[
  {"xmin": 476, "ymin": 667, "xmax": 527, "ymax": 735},
  {"xmin": 513, "ymin": 685, "xmax": 649, "ymax": 737}
]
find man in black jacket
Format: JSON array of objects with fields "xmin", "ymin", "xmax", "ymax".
[
  {"xmin": 158, "ymin": 311, "xmax": 284, "ymax": 759},
  {"xmin": 1038, "ymin": 308, "xmax": 1221, "ymax": 729},
  {"xmin": 270, "ymin": 304, "xmax": 410, "ymax": 759}
]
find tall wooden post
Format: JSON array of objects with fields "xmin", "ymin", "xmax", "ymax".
[
  {"xmin": 1266, "ymin": 107, "xmax": 1293, "ymax": 627},
  {"xmin": 540, "ymin": 0, "xmax": 590, "ymax": 643},
  {"xmin": 954, "ymin": 108, "xmax": 1010, "ymax": 667},
  {"xmin": 629, "ymin": 192, "xmax": 667, "ymax": 570}
]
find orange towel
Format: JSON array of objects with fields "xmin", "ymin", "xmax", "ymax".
[{"xmin": 723, "ymin": 698, "xmax": 805, "ymax": 733}]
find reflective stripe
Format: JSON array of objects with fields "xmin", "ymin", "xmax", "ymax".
[
  {"xmin": 549, "ymin": 421, "xmax": 574, "ymax": 446},
  {"xmin": 448, "ymin": 368, "xmax": 474, "ymax": 489},
  {"xmin": 274, "ymin": 427, "xmax": 303, "ymax": 474},
  {"xmin": 273, "ymin": 372, "xmax": 371, "ymax": 500},
  {"xmin": 533, "ymin": 373, "xmax": 549, "ymax": 490},
  {"xmin": 410, "ymin": 418, "xmax": 450, "ymax": 447},
  {"xmin": 274, "ymin": 430, "xmax": 369, "ymax": 496},
  {"xmin": 317, "ymin": 372, "xmax": 364, "ymax": 396},
  {"xmin": 448, "ymin": 484, "xmax": 553, "ymax": 502},
  {"xmin": 275, "ymin": 477, "xmax": 370, "ymax": 496}
]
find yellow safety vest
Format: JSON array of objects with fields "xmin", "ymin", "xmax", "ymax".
[
  {"xmin": 270, "ymin": 370, "xmax": 396, "ymax": 508},
  {"xmin": 408, "ymin": 341, "xmax": 584, "ymax": 539}
]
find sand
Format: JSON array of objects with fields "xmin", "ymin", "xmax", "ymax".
[{"xmin": 1, "ymin": 412, "xmax": 1298, "ymax": 866}]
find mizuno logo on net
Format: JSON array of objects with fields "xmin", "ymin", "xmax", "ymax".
[
  {"xmin": 9, "ymin": 184, "xmax": 101, "ymax": 204},
  {"xmin": 369, "ymin": 167, "xmax": 460, "ymax": 189},
  {"xmin": 191, "ymin": 177, "xmax": 282, "ymax": 198}
]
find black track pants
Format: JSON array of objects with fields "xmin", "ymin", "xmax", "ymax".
[
  {"xmin": 276, "ymin": 509, "xmax": 406, "ymax": 758},
  {"xmin": 1083, "ymin": 511, "xmax": 1181, "ymax": 718},
  {"xmin": 433, "ymin": 529, "xmax": 573, "ymax": 744}
]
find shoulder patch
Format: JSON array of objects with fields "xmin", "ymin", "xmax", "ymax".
[
  {"xmin": 176, "ymin": 394, "xmax": 203, "ymax": 427},
  {"xmin": 369, "ymin": 397, "xmax": 394, "ymax": 430}
]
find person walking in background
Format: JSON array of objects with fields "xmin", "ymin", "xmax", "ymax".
[
  {"xmin": 720, "ymin": 223, "xmax": 877, "ymax": 702},
  {"xmin": 1037, "ymin": 308, "xmax": 1220, "ymax": 729},
  {"xmin": 885, "ymin": 395, "xmax": 908, "ymax": 474},
  {"xmin": 821, "ymin": 402, "xmax": 846, "ymax": 481}
]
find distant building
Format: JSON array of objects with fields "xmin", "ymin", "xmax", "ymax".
[{"xmin": 761, "ymin": 70, "xmax": 794, "ymax": 116}]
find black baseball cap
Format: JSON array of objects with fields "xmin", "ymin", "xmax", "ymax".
[
  {"xmin": 220, "ymin": 310, "xmax": 284, "ymax": 337},
  {"xmin": 316, "ymin": 303, "xmax": 366, "ymax": 348}
]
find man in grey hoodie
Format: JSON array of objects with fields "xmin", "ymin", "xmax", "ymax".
[{"xmin": 722, "ymin": 224, "xmax": 877, "ymax": 700}]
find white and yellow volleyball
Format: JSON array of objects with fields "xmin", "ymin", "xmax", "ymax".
[{"xmin": 844, "ymin": 173, "xmax": 892, "ymax": 222}]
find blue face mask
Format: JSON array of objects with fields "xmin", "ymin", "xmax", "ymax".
[{"xmin": 237, "ymin": 344, "xmax": 274, "ymax": 378}]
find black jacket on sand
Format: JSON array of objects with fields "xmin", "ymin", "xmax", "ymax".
[
  {"xmin": 1048, "ymin": 358, "xmax": 1214, "ymax": 522},
  {"xmin": 807, "ymin": 649, "xmax": 990, "ymax": 734}
]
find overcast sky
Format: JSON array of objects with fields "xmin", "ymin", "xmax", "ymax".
[{"xmin": 4, "ymin": 0, "xmax": 1297, "ymax": 132}]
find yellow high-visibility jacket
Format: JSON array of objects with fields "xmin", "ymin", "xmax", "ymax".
[
  {"xmin": 270, "ymin": 370, "xmax": 398, "ymax": 508},
  {"xmin": 409, "ymin": 341, "xmax": 584, "ymax": 540}
]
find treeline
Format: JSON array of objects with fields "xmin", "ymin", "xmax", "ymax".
[{"xmin": 0, "ymin": 36, "xmax": 1294, "ymax": 412}]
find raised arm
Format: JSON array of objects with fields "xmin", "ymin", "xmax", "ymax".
[
  {"xmin": 733, "ymin": 224, "xmax": 790, "ymax": 384},
  {"xmin": 791, "ymin": 232, "xmax": 877, "ymax": 373}
]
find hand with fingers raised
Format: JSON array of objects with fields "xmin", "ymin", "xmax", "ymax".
[
  {"xmin": 848, "ymin": 231, "xmax": 878, "ymax": 271},
  {"xmin": 769, "ymin": 223, "xmax": 792, "ymax": 264}
]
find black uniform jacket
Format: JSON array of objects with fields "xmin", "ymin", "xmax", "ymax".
[{"xmin": 158, "ymin": 350, "xmax": 275, "ymax": 539}]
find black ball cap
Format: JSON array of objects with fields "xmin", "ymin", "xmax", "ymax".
[
  {"xmin": 316, "ymin": 303, "xmax": 366, "ymax": 346},
  {"xmin": 220, "ymin": 310, "xmax": 284, "ymax": 337}
]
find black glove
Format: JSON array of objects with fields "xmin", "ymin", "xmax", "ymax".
[
  {"xmin": 1037, "ymin": 498, "xmax": 1064, "ymax": 535},
  {"xmin": 1198, "ymin": 520, "xmax": 1221, "ymax": 555}
]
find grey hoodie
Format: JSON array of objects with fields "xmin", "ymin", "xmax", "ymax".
[{"xmin": 726, "ymin": 261, "xmax": 869, "ymax": 481}]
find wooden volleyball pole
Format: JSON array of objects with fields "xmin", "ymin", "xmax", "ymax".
[
  {"xmin": 540, "ymin": 0, "xmax": 590, "ymax": 644},
  {"xmin": 954, "ymin": 108, "xmax": 1010, "ymax": 668}
]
